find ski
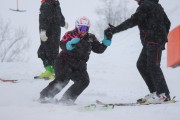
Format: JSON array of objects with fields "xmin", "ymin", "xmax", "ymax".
[
  {"xmin": 96, "ymin": 98, "xmax": 177, "ymax": 106},
  {"xmin": 81, "ymin": 104, "xmax": 97, "ymax": 111},
  {"xmin": 0, "ymin": 79, "xmax": 18, "ymax": 83},
  {"xmin": 80, "ymin": 103, "xmax": 114, "ymax": 111},
  {"xmin": 34, "ymin": 76, "xmax": 50, "ymax": 80},
  {"xmin": 96, "ymin": 100, "xmax": 140, "ymax": 106},
  {"xmin": 80, "ymin": 98, "xmax": 176, "ymax": 111}
]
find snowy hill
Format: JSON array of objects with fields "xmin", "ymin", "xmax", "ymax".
[{"xmin": 0, "ymin": 0, "xmax": 180, "ymax": 120}]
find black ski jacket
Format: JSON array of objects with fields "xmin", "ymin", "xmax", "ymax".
[
  {"xmin": 59, "ymin": 29, "xmax": 107, "ymax": 69},
  {"xmin": 39, "ymin": 0, "xmax": 65, "ymax": 40},
  {"xmin": 112, "ymin": 0, "xmax": 171, "ymax": 48}
]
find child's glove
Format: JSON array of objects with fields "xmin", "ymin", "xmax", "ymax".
[
  {"xmin": 102, "ymin": 34, "xmax": 112, "ymax": 47},
  {"xmin": 66, "ymin": 38, "xmax": 80, "ymax": 50}
]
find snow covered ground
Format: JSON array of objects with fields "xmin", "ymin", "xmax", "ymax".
[
  {"xmin": 0, "ymin": 0, "xmax": 180, "ymax": 120},
  {"xmin": 0, "ymin": 61, "xmax": 180, "ymax": 120}
]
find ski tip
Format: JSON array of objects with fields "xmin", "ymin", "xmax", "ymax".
[
  {"xmin": 172, "ymin": 96, "xmax": 176, "ymax": 100},
  {"xmin": 34, "ymin": 76, "xmax": 50, "ymax": 80},
  {"xmin": 34, "ymin": 76, "xmax": 39, "ymax": 79},
  {"xmin": 0, "ymin": 79, "xmax": 18, "ymax": 83},
  {"xmin": 95, "ymin": 100, "xmax": 104, "ymax": 105},
  {"xmin": 79, "ymin": 104, "xmax": 96, "ymax": 112}
]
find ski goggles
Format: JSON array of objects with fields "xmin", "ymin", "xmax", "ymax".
[{"xmin": 77, "ymin": 25, "xmax": 89, "ymax": 32}]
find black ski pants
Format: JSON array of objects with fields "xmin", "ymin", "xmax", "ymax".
[
  {"xmin": 38, "ymin": 40, "xmax": 59, "ymax": 67},
  {"xmin": 136, "ymin": 44, "xmax": 170, "ymax": 97},
  {"xmin": 40, "ymin": 58, "xmax": 90, "ymax": 102}
]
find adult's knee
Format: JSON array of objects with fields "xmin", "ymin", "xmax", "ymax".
[
  {"xmin": 37, "ymin": 48, "xmax": 45, "ymax": 59},
  {"xmin": 136, "ymin": 61, "xmax": 145, "ymax": 71},
  {"xmin": 147, "ymin": 62, "xmax": 159, "ymax": 71},
  {"xmin": 84, "ymin": 79, "xmax": 90, "ymax": 88}
]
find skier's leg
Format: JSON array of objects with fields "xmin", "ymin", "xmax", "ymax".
[
  {"xmin": 45, "ymin": 28, "xmax": 60, "ymax": 68},
  {"xmin": 40, "ymin": 59, "xmax": 72, "ymax": 99},
  {"xmin": 146, "ymin": 44, "xmax": 170, "ymax": 99},
  {"xmin": 38, "ymin": 43, "xmax": 49, "ymax": 67},
  {"xmin": 60, "ymin": 70, "xmax": 90, "ymax": 104},
  {"xmin": 40, "ymin": 80, "xmax": 69, "ymax": 99},
  {"xmin": 37, "ymin": 43, "xmax": 55, "ymax": 79},
  {"xmin": 44, "ymin": 40, "xmax": 59, "ymax": 67},
  {"xmin": 137, "ymin": 47, "xmax": 156, "ymax": 93},
  {"xmin": 37, "ymin": 40, "xmax": 59, "ymax": 79}
]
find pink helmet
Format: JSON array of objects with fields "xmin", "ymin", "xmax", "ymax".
[
  {"xmin": 41, "ymin": 0, "xmax": 46, "ymax": 3},
  {"xmin": 75, "ymin": 16, "xmax": 91, "ymax": 28}
]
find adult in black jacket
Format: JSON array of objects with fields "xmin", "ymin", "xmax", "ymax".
[
  {"xmin": 39, "ymin": 16, "xmax": 112, "ymax": 105},
  {"xmin": 37, "ymin": 0, "xmax": 68, "ymax": 80},
  {"xmin": 105, "ymin": 0, "xmax": 171, "ymax": 103}
]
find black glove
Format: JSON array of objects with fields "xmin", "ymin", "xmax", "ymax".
[
  {"xmin": 104, "ymin": 28, "xmax": 113, "ymax": 40},
  {"xmin": 108, "ymin": 23, "xmax": 116, "ymax": 34},
  {"xmin": 104, "ymin": 24, "xmax": 116, "ymax": 40}
]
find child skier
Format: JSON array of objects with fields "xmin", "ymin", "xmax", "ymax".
[{"xmin": 39, "ymin": 16, "xmax": 112, "ymax": 105}]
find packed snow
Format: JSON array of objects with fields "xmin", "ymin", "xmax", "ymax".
[{"xmin": 0, "ymin": 0, "xmax": 180, "ymax": 120}]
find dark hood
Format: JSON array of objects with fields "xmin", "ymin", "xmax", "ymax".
[
  {"xmin": 45, "ymin": 0, "xmax": 59, "ymax": 3},
  {"xmin": 139, "ymin": 0, "xmax": 159, "ymax": 5},
  {"xmin": 43, "ymin": 0, "xmax": 60, "ymax": 5}
]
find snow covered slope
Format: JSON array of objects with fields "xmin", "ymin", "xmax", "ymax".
[{"xmin": 0, "ymin": 0, "xmax": 180, "ymax": 120}]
